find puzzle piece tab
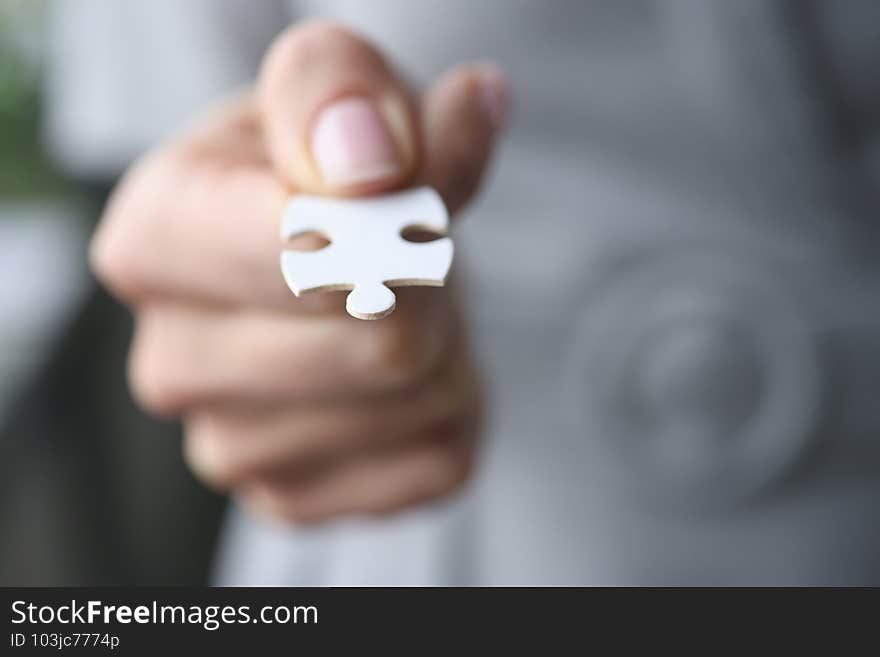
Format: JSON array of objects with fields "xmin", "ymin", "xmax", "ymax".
[{"xmin": 280, "ymin": 187, "xmax": 453, "ymax": 320}]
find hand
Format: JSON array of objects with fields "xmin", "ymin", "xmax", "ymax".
[{"xmin": 90, "ymin": 20, "xmax": 509, "ymax": 524}]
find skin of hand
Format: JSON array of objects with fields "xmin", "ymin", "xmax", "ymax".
[{"xmin": 89, "ymin": 20, "xmax": 510, "ymax": 524}]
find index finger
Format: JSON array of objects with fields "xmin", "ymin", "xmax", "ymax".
[{"xmin": 91, "ymin": 95, "xmax": 320, "ymax": 312}]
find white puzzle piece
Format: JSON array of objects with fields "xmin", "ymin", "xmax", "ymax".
[{"xmin": 280, "ymin": 186, "xmax": 454, "ymax": 320}]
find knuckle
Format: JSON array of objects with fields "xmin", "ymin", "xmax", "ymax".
[
  {"xmin": 360, "ymin": 314, "xmax": 440, "ymax": 388},
  {"xmin": 366, "ymin": 449, "xmax": 473, "ymax": 519},
  {"xmin": 253, "ymin": 488, "xmax": 325, "ymax": 526},
  {"xmin": 127, "ymin": 326, "xmax": 193, "ymax": 418},
  {"xmin": 431, "ymin": 444, "xmax": 475, "ymax": 495},
  {"xmin": 90, "ymin": 200, "xmax": 147, "ymax": 302},
  {"xmin": 278, "ymin": 500, "xmax": 323, "ymax": 526},
  {"xmin": 89, "ymin": 155, "xmax": 174, "ymax": 302},
  {"xmin": 128, "ymin": 344, "xmax": 180, "ymax": 418},
  {"xmin": 362, "ymin": 330, "xmax": 424, "ymax": 387},
  {"xmin": 183, "ymin": 420, "xmax": 243, "ymax": 490}
]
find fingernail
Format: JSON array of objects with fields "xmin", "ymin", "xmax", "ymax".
[
  {"xmin": 310, "ymin": 96, "xmax": 402, "ymax": 188},
  {"xmin": 475, "ymin": 64, "xmax": 512, "ymax": 129}
]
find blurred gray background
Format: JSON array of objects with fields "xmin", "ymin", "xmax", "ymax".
[{"xmin": 1, "ymin": 0, "xmax": 879, "ymax": 585}]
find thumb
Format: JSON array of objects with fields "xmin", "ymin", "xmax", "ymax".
[{"xmin": 258, "ymin": 20, "xmax": 418, "ymax": 195}]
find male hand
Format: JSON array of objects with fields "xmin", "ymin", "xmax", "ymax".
[{"xmin": 90, "ymin": 21, "xmax": 509, "ymax": 524}]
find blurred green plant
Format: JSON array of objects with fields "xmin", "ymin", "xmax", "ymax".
[{"xmin": 0, "ymin": 0, "xmax": 72, "ymax": 199}]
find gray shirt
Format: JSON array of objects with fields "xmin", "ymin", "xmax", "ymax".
[{"xmin": 48, "ymin": 0, "xmax": 880, "ymax": 584}]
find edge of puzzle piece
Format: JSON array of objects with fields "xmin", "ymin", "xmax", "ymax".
[{"xmin": 279, "ymin": 187, "xmax": 453, "ymax": 320}]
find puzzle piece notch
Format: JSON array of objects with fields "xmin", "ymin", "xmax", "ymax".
[{"xmin": 280, "ymin": 187, "xmax": 453, "ymax": 320}]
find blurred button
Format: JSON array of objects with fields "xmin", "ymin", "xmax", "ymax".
[
  {"xmin": 636, "ymin": 319, "xmax": 762, "ymax": 444},
  {"xmin": 565, "ymin": 251, "xmax": 822, "ymax": 512}
]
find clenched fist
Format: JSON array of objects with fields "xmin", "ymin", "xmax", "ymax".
[{"xmin": 90, "ymin": 21, "xmax": 509, "ymax": 524}]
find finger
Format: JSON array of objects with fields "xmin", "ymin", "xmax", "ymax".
[
  {"xmin": 90, "ymin": 96, "xmax": 301, "ymax": 310},
  {"xmin": 127, "ymin": 294, "xmax": 457, "ymax": 417},
  {"xmin": 239, "ymin": 418, "xmax": 479, "ymax": 524},
  {"xmin": 91, "ymin": 49, "xmax": 507, "ymax": 314},
  {"xmin": 259, "ymin": 19, "xmax": 418, "ymax": 194},
  {"xmin": 93, "ymin": 17, "xmax": 423, "ymax": 312},
  {"xmin": 419, "ymin": 62, "xmax": 511, "ymax": 215},
  {"xmin": 182, "ymin": 353, "xmax": 479, "ymax": 488}
]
